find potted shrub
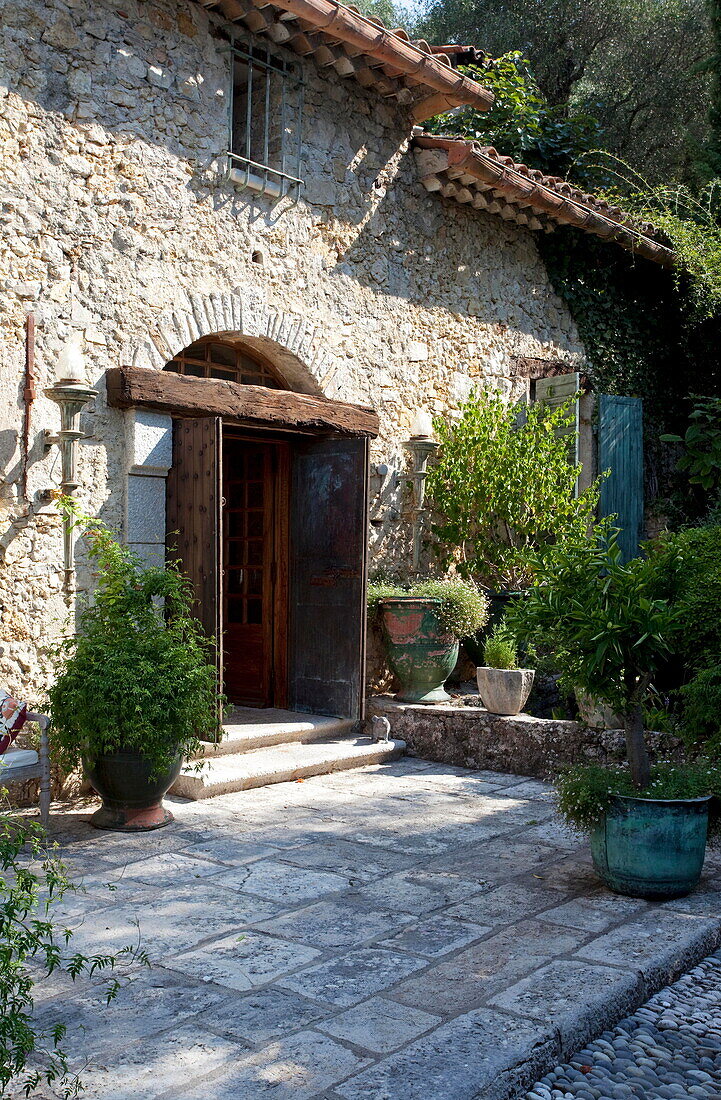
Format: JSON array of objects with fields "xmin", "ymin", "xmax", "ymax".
[
  {"xmin": 508, "ymin": 529, "xmax": 720, "ymax": 899},
  {"xmin": 369, "ymin": 579, "xmax": 488, "ymax": 703},
  {"xmin": 49, "ymin": 509, "xmax": 221, "ymax": 832},
  {"xmin": 476, "ymin": 625, "xmax": 535, "ymax": 715}
]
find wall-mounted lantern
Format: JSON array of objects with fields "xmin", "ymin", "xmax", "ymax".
[
  {"xmin": 404, "ymin": 410, "xmax": 439, "ymax": 570},
  {"xmin": 44, "ymin": 335, "xmax": 98, "ymax": 589}
]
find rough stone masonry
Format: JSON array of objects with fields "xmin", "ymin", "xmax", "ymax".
[{"xmin": 0, "ymin": 0, "xmax": 584, "ymax": 701}]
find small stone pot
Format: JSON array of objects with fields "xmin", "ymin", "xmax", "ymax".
[
  {"xmin": 379, "ymin": 597, "xmax": 459, "ymax": 704},
  {"xmin": 84, "ymin": 749, "xmax": 183, "ymax": 832},
  {"xmin": 591, "ymin": 794, "xmax": 711, "ymax": 899},
  {"xmin": 476, "ymin": 666, "xmax": 535, "ymax": 715},
  {"xmin": 575, "ymin": 689, "xmax": 624, "ymax": 730}
]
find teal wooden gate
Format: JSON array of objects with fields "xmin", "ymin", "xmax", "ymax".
[{"xmin": 598, "ymin": 394, "xmax": 643, "ymax": 561}]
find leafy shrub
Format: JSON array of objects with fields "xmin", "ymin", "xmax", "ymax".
[
  {"xmin": 367, "ymin": 578, "xmax": 489, "ymax": 638},
  {"xmin": 680, "ymin": 665, "xmax": 721, "ymax": 754},
  {"xmin": 426, "ymin": 392, "xmax": 601, "ymax": 590},
  {"xmin": 556, "ymin": 761, "xmax": 721, "ymax": 836},
  {"xmin": 0, "ymin": 809, "xmax": 144, "ymax": 1097},
  {"xmin": 483, "ymin": 627, "xmax": 518, "ymax": 670},
  {"xmin": 49, "ymin": 507, "xmax": 221, "ymax": 777},
  {"xmin": 661, "ymin": 396, "xmax": 721, "ymax": 495},
  {"xmin": 665, "ymin": 522, "xmax": 721, "ymax": 667}
]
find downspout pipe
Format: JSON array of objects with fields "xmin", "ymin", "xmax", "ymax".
[{"xmin": 21, "ymin": 314, "xmax": 35, "ymax": 501}]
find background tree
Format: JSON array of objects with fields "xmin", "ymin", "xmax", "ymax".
[{"xmin": 416, "ymin": 0, "xmax": 712, "ymax": 183}]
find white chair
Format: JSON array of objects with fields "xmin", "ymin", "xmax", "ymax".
[{"xmin": 1, "ymin": 712, "xmax": 51, "ymax": 827}]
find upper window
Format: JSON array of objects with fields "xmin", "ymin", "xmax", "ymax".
[
  {"xmin": 228, "ymin": 39, "xmax": 304, "ymax": 200},
  {"xmin": 166, "ymin": 338, "xmax": 284, "ymax": 389}
]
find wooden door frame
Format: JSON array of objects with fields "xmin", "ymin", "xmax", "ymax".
[{"xmin": 222, "ymin": 429, "xmax": 290, "ymax": 709}]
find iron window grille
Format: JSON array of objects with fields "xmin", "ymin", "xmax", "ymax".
[{"xmin": 227, "ymin": 38, "xmax": 304, "ymax": 200}]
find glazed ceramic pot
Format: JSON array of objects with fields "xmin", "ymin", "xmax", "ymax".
[
  {"xmin": 379, "ymin": 597, "xmax": 458, "ymax": 704},
  {"xmin": 590, "ymin": 794, "xmax": 710, "ymax": 899}
]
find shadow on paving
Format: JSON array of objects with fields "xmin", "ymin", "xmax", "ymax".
[{"xmin": 15, "ymin": 758, "xmax": 721, "ymax": 1100}]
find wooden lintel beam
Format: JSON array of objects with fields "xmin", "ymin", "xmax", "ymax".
[{"xmin": 106, "ymin": 368, "xmax": 379, "ymax": 437}]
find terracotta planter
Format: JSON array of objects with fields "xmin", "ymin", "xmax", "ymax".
[
  {"xmin": 591, "ymin": 794, "xmax": 710, "ymax": 899},
  {"xmin": 85, "ymin": 749, "xmax": 182, "ymax": 831},
  {"xmin": 476, "ymin": 666, "xmax": 535, "ymax": 715},
  {"xmin": 379, "ymin": 597, "xmax": 458, "ymax": 704}
]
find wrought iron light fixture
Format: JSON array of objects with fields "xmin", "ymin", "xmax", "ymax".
[
  {"xmin": 404, "ymin": 410, "xmax": 439, "ymax": 569},
  {"xmin": 44, "ymin": 335, "xmax": 98, "ymax": 588}
]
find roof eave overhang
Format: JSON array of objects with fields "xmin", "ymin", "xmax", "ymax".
[{"xmin": 414, "ymin": 134, "xmax": 675, "ymax": 267}]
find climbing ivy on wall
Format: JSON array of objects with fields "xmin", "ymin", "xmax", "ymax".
[{"xmin": 538, "ymin": 228, "xmax": 721, "ymax": 521}]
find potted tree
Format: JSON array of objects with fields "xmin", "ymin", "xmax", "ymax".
[
  {"xmin": 508, "ymin": 530, "xmax": 721, "ymax": 899},
  {"xmin": 476, "ymin": 625, "xmax": 535, "ymax": 716},
  {"xmin": 49, "ymin": 509, "xmax": 221, "ymax": 831},
  {"xmin": 425, "ymin": 390, "xmax": 602, "ymax": 669},
  {"xmin": 369, "ymin": 579, "xmax": 488, "ymax": 703}
]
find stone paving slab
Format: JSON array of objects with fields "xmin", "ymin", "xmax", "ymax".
[{"xmin": 17, "ymin": 758, "xmax": 721, "ymax": 1100}]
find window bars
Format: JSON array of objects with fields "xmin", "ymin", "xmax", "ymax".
[{"xmin": 227, "ymin": 38, "xmax": 304, "ymax": 200}]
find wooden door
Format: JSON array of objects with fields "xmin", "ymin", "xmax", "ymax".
[
  {"xmin": 598, "ymin": 394, "xmax": 644, "ymax": 561},
  {"xmin": 289, "ymin": 435, "xmax": 369, "ymax": 720},
  {"xmin": 223, "ymin": 437, "xmax": 288, "ymax": 706},
  {"xmin": 166, "ymin": 417, "xmax": 222, "ymax": 674}
]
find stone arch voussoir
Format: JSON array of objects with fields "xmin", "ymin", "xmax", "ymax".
[{"xmin": 125, "ymin": 286, "xmax": 337, "ymax": 397}]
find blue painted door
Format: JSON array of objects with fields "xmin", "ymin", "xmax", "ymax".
[{"xmin": 598, "ymin": 394, "xmax": 643, "ymax": 561}]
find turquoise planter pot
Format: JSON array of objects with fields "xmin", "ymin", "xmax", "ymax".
[
  {"xmin": 591, "ymin": 794, "xmax": 710, "ymax": 900},
  {"xmin": 380, "ymin": 597, "xmax": 459, "ymax": 704}
]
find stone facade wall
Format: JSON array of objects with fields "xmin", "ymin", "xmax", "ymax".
[{"xmin": 0, "ymin": 0, "xmax": 584, "ymax": 703}]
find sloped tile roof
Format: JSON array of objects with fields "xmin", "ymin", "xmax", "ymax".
[
  {"xmin": 414, "ymin": 133, "xmax": 674, "ymax": 265},
  {"xmin": 194, "ymin": 0, "xmax": 494, "ymax": 120}
]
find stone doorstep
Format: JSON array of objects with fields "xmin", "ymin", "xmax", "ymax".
[
  {"xmin": 170, "ymin": 736, "xmax": 406, "ymax": 800},
  {"xmin": 195, "ymin": 709, "xmax": 358, "ymax": 759}
]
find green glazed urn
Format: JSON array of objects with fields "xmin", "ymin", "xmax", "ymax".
[
  {"xmin": 590, "ymin": 793, "xmax": 710, "ymax": 899},
  {"xmin": 379, "ymin": 597, "xmax": 458, "ymax": 704}
]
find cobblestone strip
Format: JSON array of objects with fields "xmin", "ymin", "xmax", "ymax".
[{"xmin": 524, "ymin": 952, "xmax": 721, "ymax": 1100}]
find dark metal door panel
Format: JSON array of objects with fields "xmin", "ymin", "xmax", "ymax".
[
  {"xmin": 289, "ymin": 435, "xmax": 369, "ymax": 720},
  {"xmin": 166, "ymin": 417, "xmax": 222, "ymax": 670}
]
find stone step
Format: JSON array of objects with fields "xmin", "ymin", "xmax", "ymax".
[
  {"xmin": 171, "ymin": 735, "xmax": 406, "ymax": 800},
  {"xmin": 196, "ymin": 709, "xmax": 358, "ymax": 759}
]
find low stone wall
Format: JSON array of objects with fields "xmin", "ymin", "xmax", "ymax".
[{"xmin": 367, "ymin": 696, "xmax": 684, "ymax": 779}]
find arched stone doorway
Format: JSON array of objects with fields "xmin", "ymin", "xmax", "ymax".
[{"xmin": 107, "ymin": 329, "xmax": 378, "ymax": 721}]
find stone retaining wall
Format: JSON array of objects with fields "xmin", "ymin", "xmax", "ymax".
[{"xmin": 367, "ymin": 696, "xmax": 684, "ymax": 779}]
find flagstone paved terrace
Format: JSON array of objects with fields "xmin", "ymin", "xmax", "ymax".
[{"xmin": 22, "ymin": 759, "xmax": 721, "ymax": 1100}]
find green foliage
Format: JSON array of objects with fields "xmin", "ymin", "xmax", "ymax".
[
  {"xmin": 680, "ymin": 665, "xmax": 721, "ymax": 755},
  {"xmin": 507, "ymin": 529, "xmax": 679, "ymax": 719},
  {"xmin": 49, "ymin": 504, "xmax": 221, "ymax": 777},
  {"xmin": 555, "ymin": 761, "xmax": 721, "ymax": 835},
  {"xmin": 661, "ymin": 396, "xmax": 721, "ymax": 493},
  {"xmin": 367, "ymin": 578, "xmax": 489, "ymax": 638},
  {"xmin": 483, "ymin": 625, "xmax": 518, "ymax": 670},
  {"xmin": 426, "ymin": 392, "xmax": 601, "ymax": 590},
  {"xmin": 538, "ymin": 232, "xmax": 721, "ymax": 530},
  {"xmin": 425, "ymin": 53, "xmax": 604, "ymax": 178},
  {"xmin": 663, "ymin": 523, "xmax": 721, "ymax": 669},
  {"xmin": 416, "ymin": 0, "xmax": 711, "ymax": 184},
  {"xmin": 0, "ymin": 808, "xmax": 145, "ymax": 1097}
]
